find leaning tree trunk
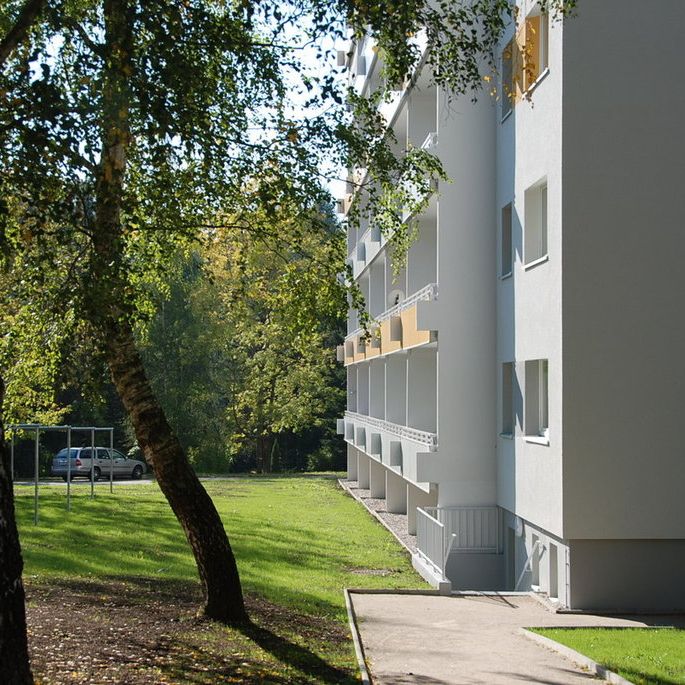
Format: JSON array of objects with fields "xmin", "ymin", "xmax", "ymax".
[
  {"xmin": 0, "ymin": 377, "xmax": 34, "ymax": 684},
  {"xmin": 90, "ymin": 0, "xmax": 246, "ymax": 623},
  {"xmin": 106, "ymin": 323, "xmax": 246, "ymax": 622}
]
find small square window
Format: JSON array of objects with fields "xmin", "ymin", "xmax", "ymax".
[
  {"xmin": 524, "ymin": 181, "xmax": 547, "ymax": 265},
  {"xmin": 525, "ymin": 359, "xmax": 548, "ymax": 439},
  {"xmin": 502, "ymin": 362, "xmax": 514, "ymax": 435},
  {"xmin": 501, "ymin": 203, "xmax": 513, "ymax": 277}
]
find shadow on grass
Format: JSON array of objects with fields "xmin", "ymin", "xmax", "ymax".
[{"xmin": 237, "ymin": 620, "xmax": 357, "ymax": 684}]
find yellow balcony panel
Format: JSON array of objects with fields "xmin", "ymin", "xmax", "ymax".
[
  {"xmin": 353, "ymin": 335, "xmax": 367, "ymax": 363},
  {"xmin": 380, "ymin": 317, "xmax": 402, "ymax": 354},
  {"xmin": 365, "ymin": 329, "xmax": 381, "ymax": 359},
  {"xmin": 400, "ymin": 304, "xmax": 432, "ymax": 349},
  {"xmin": 344, "ymin": 339, "xmax": 355, "ymax": 366}
]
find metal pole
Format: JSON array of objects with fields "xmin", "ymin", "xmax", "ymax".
[
  {"xmin": 10, "ymin": 431, "xmax": 14, "ymax": 483},
  {"xmin": 109, "ymin": 429, "xmax": 114, "ymax": 493},
  {"xmin": 34, "ymin": 426, "xmax": 40, "ymax": 525},
  {"xmin": 90, "ymin": 427, "xmax": 95, "ymax": 499},
  {"xmin": 66, "ymin": 427, "xmax": 72, "ymax": 512}
]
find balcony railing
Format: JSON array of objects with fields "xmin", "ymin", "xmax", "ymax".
[
  {"xmin": 420, "ymin": 131, "xmax": 438, "ymax": 151},
  {"xmin": 344, "ymin": 410, "xmax": 437, "ymax": 449},
  {"xmin": 416, "ymin": 507, "xmax": 502, "ymax": 576},
  {"xmin": 346, "ymin": 282, "xmax": 438, "ymax": 342},
  {"xmin": 416, "ymin": 507, "xmax": 448, "ymax": 576},
  {"xmin": 416, "ymin": 505, "xmax": 502, "ymax": 578},
  {"xmin": 424, "ymin": 506, "xmax": 501, "ymax": 553}
]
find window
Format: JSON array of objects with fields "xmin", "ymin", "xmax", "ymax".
[
  {"xmin": 501, "ymin": 203, "xmax": 513, "ymax": 277},
  {"xmin": 500, "ymin": 8, "xmax": 548, "ymax": 118},
  {"xmin": 524, "ymin": 181, "xmax": 547, "ymax": 265},
  {"xmin": 501, "ymin": 40, "xmax": 514, "ymax": 118},
  {"xmin": 525, "ymin": 359, "xmax": 549, "ymax": 441},
  {"xmin": 524, "ymin": 10, "xmax": 549, "ymax": 90},
  {"xmin": 501, "ymin": 362, "xmax": 514, "ymax": 436}
]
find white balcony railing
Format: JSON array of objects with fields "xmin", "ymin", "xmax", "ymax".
[
  {"xmin": 344, "ymin": 410, "xmax": 437, "ymax": 449},
  {"xmin": 346, "ymin": 282, "xmax": 438, "ymax": 342},
  {"xmin": 416, "ymin": 505, "xmax": 502, "ymax": 578},
  {"xmin": 424, "ymin": 506, "xmax": 501, "ymax": 553},
  {"xmin": 420, "ymin": 131, "xmax": 438, "ymax": 151}
]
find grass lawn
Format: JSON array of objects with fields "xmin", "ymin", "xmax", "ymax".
[
  {"xmin": 532, "ymin": 628, "xmax": 685, "ymax": 685},
  {"xmin": 15, "ymin": 475, "xmax": 426, "ymax": 683}
]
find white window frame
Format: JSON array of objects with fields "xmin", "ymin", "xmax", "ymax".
[
  {"xmin": 526, "ymin": 5, "xmax": 549, "ymax": 91},
  {"xmin": 524, "ymin": 180, "xmax": 548, "ymax": 267},
  {"xmin": 525, "ymin": 358, "xmax": 549, "ymax": 445},
  {"xmin": 538, "ymin": 359, "xmax": 548, "ymax": 437},
  {"xmin": 501, "ymin": 39, "xmax": 514, "ymax": 120},
  {"xmin": 500, "ymin": 203, "xmax": 513, "ymax": 279},
  {"xmin": 501, "ymin": 361, "xmax": 515, "ymax": 438}
]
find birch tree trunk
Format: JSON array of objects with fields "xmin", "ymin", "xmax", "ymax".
[
  {"xmin": 92, "ymin": 0, "xmax": 246, "ymax": 623},
  {"xmin": 0, "ymin": 376, "xmax": 33, "ymax": 684}
]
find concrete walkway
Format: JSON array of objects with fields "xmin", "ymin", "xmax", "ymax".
[{"xmin": 351, "ymin": 593, "xmax": 679, "ymax": 684}]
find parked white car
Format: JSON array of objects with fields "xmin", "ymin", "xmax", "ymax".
[{"xmin": 51, "ymin": 447, "xmax": 146, "ymax": 481}]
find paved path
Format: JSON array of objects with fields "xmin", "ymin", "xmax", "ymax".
[{"xmin": 351, "ymin": 593, "xmax": 679, "ymax": 684}]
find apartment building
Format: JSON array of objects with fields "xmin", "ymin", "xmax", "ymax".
[{"xmin": 338, "ymin": 0, "xmax": 685, "ymax": 610}]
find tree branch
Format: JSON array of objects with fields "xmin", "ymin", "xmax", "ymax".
[
  {"xmin": 66, "ymin": 19, "xmax": 105, "ymax": 58},
  {"xmin": 0, "ymin": 0, "xmax": 44, "ymax": 69}
]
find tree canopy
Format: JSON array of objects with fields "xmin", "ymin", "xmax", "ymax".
[{"xmin": 139, "ymin": 201, "xmax": 346, "ymax": 473}]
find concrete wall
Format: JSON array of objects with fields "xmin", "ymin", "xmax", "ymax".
[
  {"xmin": 569, "ymin": 540, "xmax": 685, "ymax": 611},
  {"xmin": 434, "ymin": 82, "xmax": 497, "ymax": 508},
  {"xmin": 561, "ymin": 0, "xmax": 685, "ymax": 539},
  {"xmin": 496, "ymin": 1, "xmax": 564, "ymax": 538},
  {"xmin": 502, "ymin": 508, "xmax": 569, "ymax": 604},
  {"xmin": 446, "ymin": 553, "xmax": 504, "ymax": 591}
]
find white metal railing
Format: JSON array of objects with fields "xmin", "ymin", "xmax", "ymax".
[
  {"xmin": 420, "ymin": 131, "xmax": 438, "ymax": 151},
  {"xmin": 377, "ymin": 282, "xmax": 438, "ymax": 323},
  {"xmin": 416, "ymin": 507, "xmax": 457, "ymax": 576},
  {"xmin": 416, "ymin": 505, "xmax": 501, "ymax": 580},
  {"xmin": 344, "ymin": 410, "xmax": 437, "ymax": 449},
  {"xmin": 424, "ymin": 506, "xmax": 501, "ymax": 553},
  {"xmin": 345, "ymin": 282, "xmax": 438, "ymax": 342},
  {"xmin": 515, "ymin": 539, "xmax": 543, "ymax": 591}
]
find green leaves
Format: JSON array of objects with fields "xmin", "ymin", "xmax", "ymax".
[{"xmin": 138, "ymin": 199, "xmax": 345, "ymax": 471}]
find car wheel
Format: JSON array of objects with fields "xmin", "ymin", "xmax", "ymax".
[
  {"xmin": 132, "ymin": 465, "xmax": 143, "ymax": 480},
  {"xmin": 92, "ymin": 467, "xmax": 101, "ymax": 482}
]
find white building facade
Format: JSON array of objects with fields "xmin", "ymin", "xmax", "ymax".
[{"xmin": 338, "ymin": 0, "xmax": 685, "ymax": 610}]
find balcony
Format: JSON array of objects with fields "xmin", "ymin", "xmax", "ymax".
[
  {"xmin": 342, "ymin": 409, "xmax": 438, "ymax": 490},
  {"xmin": 346, "ymin": 224, "xmax": 383, "ymax": 280},
  {"xmin": 344, "ymin": 283, "xmax": 438, "ymax": 366}
]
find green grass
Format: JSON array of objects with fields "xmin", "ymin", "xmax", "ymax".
[
  {"xmin": 532, "ymin": 628, "xmax": 685, "ymax": 685},
  {"xmin": 15, "ymin": 476, "xmax": 426, "ymax": 682}
]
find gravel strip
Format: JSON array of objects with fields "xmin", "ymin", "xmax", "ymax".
[{"xmin": 340, "ymin": 479, "xmax": 417, "ymax": 553}]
